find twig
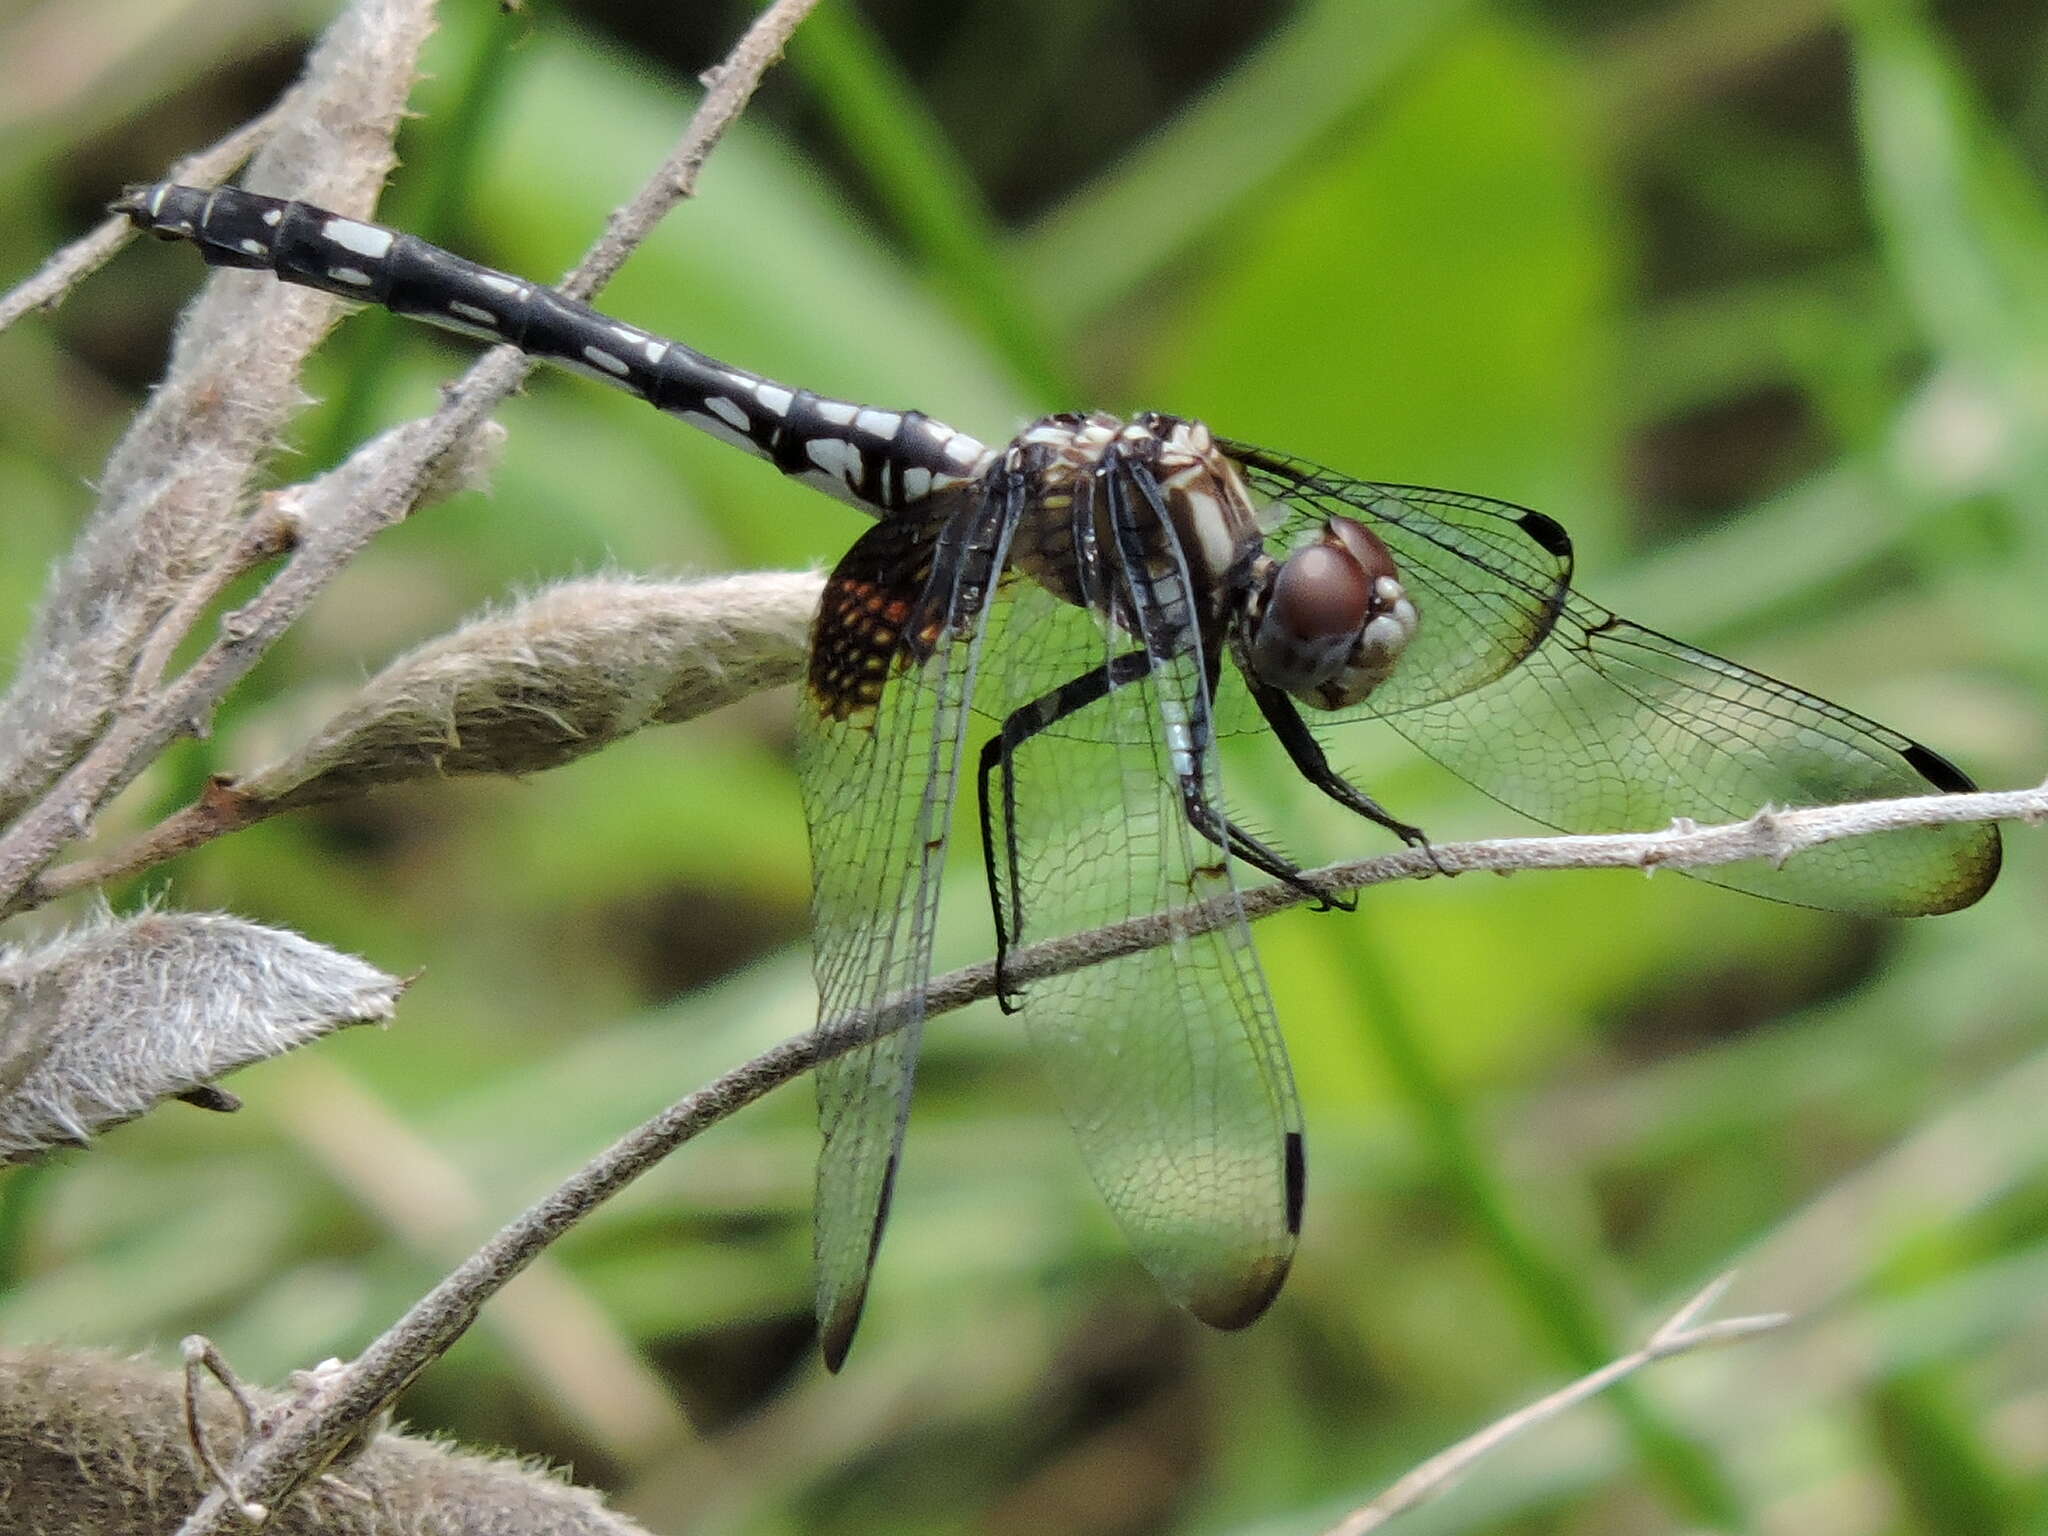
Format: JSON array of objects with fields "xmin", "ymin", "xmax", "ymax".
[
  {"xmin": 0, "ymin": 107, "xmax": 284, "ymax": 334},
  {"xmin": 181, "ymin": 1338, "xmax": 267, "ymax": 1526},
  {"xmin": 18, "ymin": 758, "xmax": 2039, "ymax": 932},
  {"xmin": 10, "ymin": 781, "xmax": 260, "ymax": 914},
  {"xmin": 856, "ymin": 777, "xmax": 2038, "ymax": 997},
  {"xmin": 22, "ymin": 763, "xmax": 2037, "ymax": 926},
  {"xmin": 1321, "ymin": 1273, "xmax": 1789, "ymax": 1535},
  {"xmin": 125, "ymin": 498, "xmax": 302, "ymax": 702},
  {"xmin": 564, "ymin": 0, "xmax": 824, "ymax": 301},
  {"xmin": 11, "ymin": 513, "xmax": 2036, "ymax": 916},
  {"xmin": 0, "ymin": 0, "xmax": 826, "ymax": 920},
  {"xmin": 170, "ymin": 1034, "xmax": 820, "ymax": 1536},
  {"xmin": 993, "ymin": 779, "xmax": 2044, "ymax": 989},
  {"xmin": 1263, "ymin": 779, "xmax": 2047, "ymax": 909}
]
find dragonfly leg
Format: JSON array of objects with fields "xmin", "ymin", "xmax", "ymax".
[
  {"xmin": 1172, "ymin": 779, "xmax": 1333, "ymax": 902},
  {"xmin": 978, "ymin": 649, "xmax": 1155, "ymax": 1011},
  {"xmin": 1246, "ymin": 679, "xmax": 1445, "ymax": 882},
  {"xmin": 1100, "ymin": 453, "xmax": 1338, "ymax": 909}
]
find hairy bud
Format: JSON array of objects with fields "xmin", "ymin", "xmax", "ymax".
[{"xmin": 0, "ymin": 909, "xmax": 402, "ymax": 1163}]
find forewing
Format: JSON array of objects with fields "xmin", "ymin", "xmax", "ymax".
[
  {"xmin": 1227, "ymin": 444, "xmax": 1573, "ymax": 715},
  {"xmin": 977, "ymin": 585, "xmax": 1303, "ymax": 1329},
  {"xmin": 1230, "ymin": 445, "xmax": 1999, "ymax": 915},
  {"xmin": 798, "ymin": 492, "xmax": 1010, "ymax": 1370}
]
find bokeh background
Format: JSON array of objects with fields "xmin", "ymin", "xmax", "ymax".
[{"xmin": 3, "ymin": 0, "xmax": 2046, "ymax": 1530}]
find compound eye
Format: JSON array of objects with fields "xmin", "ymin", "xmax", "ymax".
[
  {"xmin": 1272, "ymin": 542, "xmax": 1371, "ymax": 641},
  {"xmin": 1325, "ymin": 517, "xmax": 1401, "ymax": 586},
  {"xmin": 1246, "ymin": 517, "xmax": 1420, "ymax": 709},
  {"xmin": 1246, "ymin": 541, "xmax": 1371, "ymax": 698}
]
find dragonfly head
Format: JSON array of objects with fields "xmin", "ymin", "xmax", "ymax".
[{"xmin": 1244, "ymin": 516, "xmax": 1419, "ymax": 709}]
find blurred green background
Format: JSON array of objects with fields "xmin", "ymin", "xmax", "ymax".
[{"xmin": 3, "ymin": 0, "xmax": 2046, "ymax": 1530}]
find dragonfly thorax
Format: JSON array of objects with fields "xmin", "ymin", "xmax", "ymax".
[
  {"xmin": 1241, "ymin": 516, "xmax": 1419, "ymax": 710},
  {"xmin": 1005, "ymin": 411, "xmax": 1263, "ymax": 630}
]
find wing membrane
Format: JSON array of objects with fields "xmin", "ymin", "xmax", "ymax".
[
  {"xmin": 798, "ymin": 492, "xmax": 1011, "ymax": 1369},
  {"xmin": 976, "ymin": 576, "xmax": 1302, "ymax": 1327},
  {"xmin": 1376, "ymin": 593, "xmax": 2001, "ymax": 913},
  {"xmin": 1231, "ymin": 446, "xmax": 1999, "ymax": 915}
]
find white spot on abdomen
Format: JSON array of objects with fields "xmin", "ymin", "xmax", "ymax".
[
  {"xmin": 671, "ymin": 407, "xmax": 757, "ymax": 454},
  {"xmin": 704, "ymin": 396, "xmax": 751, "ymax": 433},
  {"xmin": 322, "ymin": 218, "xmax": 394, "ymax": 259},
  {"xmin": 806, "ymin": 436, "xmax": 862, "ymax": 483}
]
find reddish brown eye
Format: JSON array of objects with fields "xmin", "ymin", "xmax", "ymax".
[
  {"xmin": 1245, "ymin": 516, "xmax": 1420, "ymax": 709},
  {"xmin": 1324, "ymin": 517, "xmax": 1400, "ymax": 586},
  {"xmin": 1269, "ymin": 542, "xmax": 1370, "ymax": 639},
  {"xmin": 1246, "ymin": 540, "xmax": 1373, "ymax": 698}
]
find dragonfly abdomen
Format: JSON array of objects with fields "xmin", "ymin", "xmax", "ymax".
[{"xmin": 115, "ymin": 182, "xmax": 993, "ymax": 515}]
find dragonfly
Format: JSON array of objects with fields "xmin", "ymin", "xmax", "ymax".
[{"xmin": 118, "ymin": 182, "xmax": 2002, "ymax": 1369}]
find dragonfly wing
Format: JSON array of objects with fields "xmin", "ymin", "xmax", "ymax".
[
  {"xmin": 798, "ymin": 490, "xmax": 1012, "ymax": 1370},
  {"xmin": 1230, "ymin": 446, "xmax": 1998, "ymax": 915},
  {"xmin": 977, "ymin": 582, "xmax": 1303, "ymax": 1328},
  {"xmin": 1377, "ymin": 593, "xmax": 2002, "ymax": 914}
]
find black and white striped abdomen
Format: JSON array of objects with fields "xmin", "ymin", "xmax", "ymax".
[{"xmin": 116, "ymin": 182, "xmax": 994, "ymax": 516}]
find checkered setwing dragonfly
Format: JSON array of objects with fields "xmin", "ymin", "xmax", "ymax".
[{"xmin": 118, "ymin": 182, "xmax": 2001, "ymax": 1369}]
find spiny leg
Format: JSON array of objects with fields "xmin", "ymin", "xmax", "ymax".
[
  {"xmin": 1175, "ymin": 651, "xmax": 1347, "ymax": 909},
  {"xmin": 978, "ymin": 648, "xmax": 1155, "ymax": 1010},
  {"xmin": 1244, "ymin": 677, "xmax": 1443, "ymax": 883},
  {"xmin": 1098, "ymin": 459, "xmax": 1336, "ymax": 909}
]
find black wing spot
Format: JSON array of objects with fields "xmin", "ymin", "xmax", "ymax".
[
  {"xmin": 1901, "ymin": 742, "xmax": 1978, "ymax": 794},
  {"xmin": 820, "ymin": 1286, "xmax": 868, "ymax": 1374},
  {"xmin": 822, "ymin": 1149, "xmax": 903, "ymax": 1373},
  {"xmin": 1284, "ymin": 1131, "xmax": 1306, "ymax": 1235},
  {"xmin": 868, "ymin": 1150, "xmax": 900, "ymax": 1268},
  {"xmin": 1518, "ymin": 509, "xmax": 1572, "ymax": 559}
]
